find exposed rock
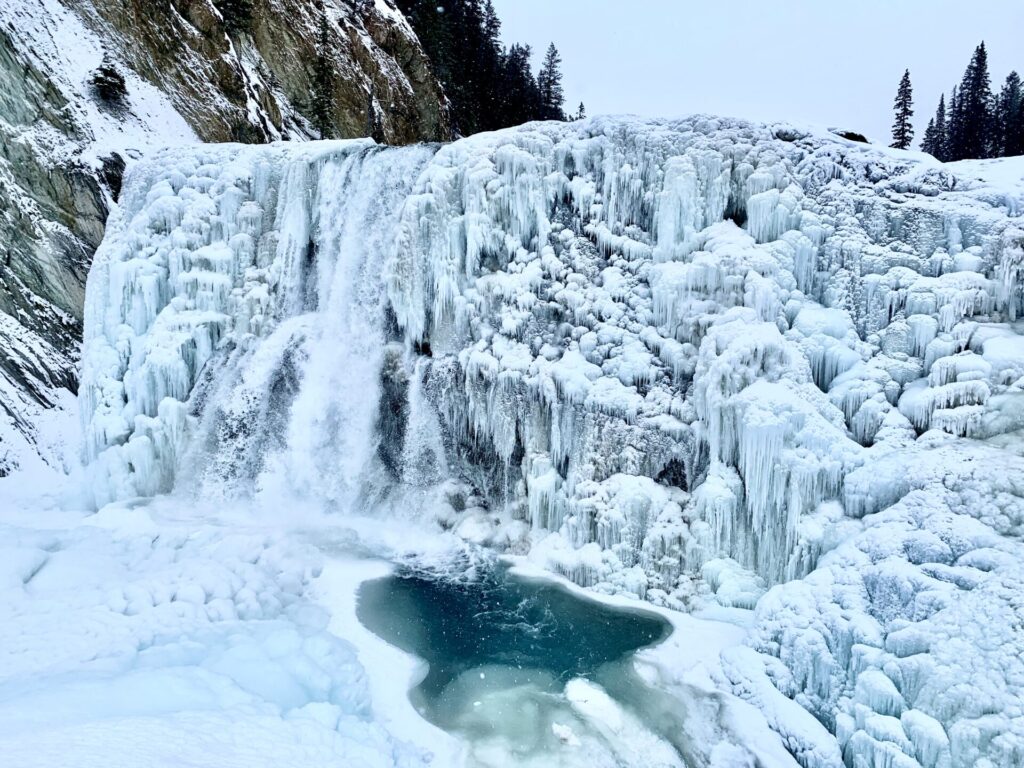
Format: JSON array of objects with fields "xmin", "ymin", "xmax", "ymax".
[{"xmin": 64, "ymin": 0, "xmax": 448, "ymax": 143}]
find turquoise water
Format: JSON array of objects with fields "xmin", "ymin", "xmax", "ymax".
[{"xmin": 357, "ymin": 563, "xmax": 684, "ymax": 766}]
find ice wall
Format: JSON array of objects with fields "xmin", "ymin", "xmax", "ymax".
[
  {"xmin": 382, "ymin": 118, "xmax": 1022, "ymax": 595},
  {"xmin": 80, "ymin": 117, "xmax": 1024, "ymax": 766}
]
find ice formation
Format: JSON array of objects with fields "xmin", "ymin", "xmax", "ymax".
[{"xmin": 79, "ymin": 116, "xmax": 1024, "ymax": 766}]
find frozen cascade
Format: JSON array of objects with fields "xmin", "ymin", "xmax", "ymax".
[
  {"xmin": 402, "ymin": 357, "xmax": 449, "ymax": 486},
  {"xmin": 82, "ymin": 140, "xmax": 438, "ymax": 507},
  {"xmin": 254, "ymin": 149, "xmax": 438, "ymax": 505},
  {"xmin": 79, "ymin": 117, "xmax": 1024, "ymax": 767}
]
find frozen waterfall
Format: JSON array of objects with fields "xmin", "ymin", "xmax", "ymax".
[
  {"xmin": 79, "ymin": 116, "xmax": 1024, "ymax": 767},
  {"xmin": 82, "ymin": 141, "xmax": 437, "ymax": 508}
]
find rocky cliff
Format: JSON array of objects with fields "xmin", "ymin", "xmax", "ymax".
[{"xmin": 0, "ymin": 0, "xmax": 448, "ymax": 473}]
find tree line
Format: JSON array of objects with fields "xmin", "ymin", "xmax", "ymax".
[
  {"xmin": 890, "ymin": 42, "xmax": 1023, "ymax": 160},
  {"xmin": 394, "ymin": 0, "xmax": 579, "ymax": 136}
]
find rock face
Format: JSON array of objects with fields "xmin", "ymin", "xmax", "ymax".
[
  {"xmin": 64, "ymin": 0, "xmax": 448, "ymax": 144},
  {"xmin": 0, "ymin": 0, "xmax": 448, "ymax": 473}
]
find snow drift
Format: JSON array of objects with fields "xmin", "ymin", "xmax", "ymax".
[{"xmin": 79, "ymin": 116, "xmax": 1024, "ymax": 766}]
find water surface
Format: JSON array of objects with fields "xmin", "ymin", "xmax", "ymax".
[{"xmin": 357, "ymin": 563, "xmax": 684, "ymax": 766}]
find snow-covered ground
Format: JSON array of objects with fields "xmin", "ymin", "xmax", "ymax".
[
  {"xmin": 4, "ymin": 114, "xmax": 1024, "ymax": 766},
  {"xmin": 0, "ymin": 466, "xmax": 800, "ymax": 767},
  {"xmin": 0, "ymin": 456, "xmax": 454, "ymax": 767}
]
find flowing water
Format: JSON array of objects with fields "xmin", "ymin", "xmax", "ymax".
[{"xmin": 357, "ymin": 562, "xmax": 688, "ymax": 767}]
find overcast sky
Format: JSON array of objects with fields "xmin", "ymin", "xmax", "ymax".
[{"xmin": 490, "ymin": 0, "xmax": 1024, "ymax": 145}]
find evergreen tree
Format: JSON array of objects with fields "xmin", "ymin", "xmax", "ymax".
[
  {"xmin": 921, "ymin": 93, "xmax": 947, "ymax": 159},
  {"xmin": 933, "ymin": 93, "xmax": 948, "ymax": 160},
  {"xmin": 902, "ymin": 43, "xmax": 1024, "ymax": 159},
  {"xmin": 482, "ymin": 0, "xmax": 501, "ymax": 51},
  {"xmin": 997, "ymin": 71, "xmax": 1024, "ymax": 156},
  {"xmin": 395, "ymin": 0, "xmax": 571, "ymax": 135},
  {"xmin": 311, "ymin": 6, "xmax": 334, "ymax": 138},
  {"xmin": 475, "ymin": 1, "xmax": 505, "ymax": 128},
  {"xmin": 501, "ymin": 44, "xmax": 541, "ymax": 126},
  {"xmin": 921, "ymin": 117, "xmax": 936, "ymax": 155},
  {"xmin": 946, "ymin": 85, "xmax": 959, "ymax": 156},
  {"xmin": 986, "ymin": 91, "xmax": 1002, "ymax": 157},
  {"xmin": 537, "ymin": 43, "xmax": 565, "ymax": 120},
  {"xmin": 456, "ymin": 0, "xmax": 490, "ymax": 134},
  {"xmin": 575, "ymin": 102, "xmax": 586, "ymax": 120},
  {"xmin": 394, "ymin": 2, "xmax": 454, "ymax": 121},
  {"xmin": 890, "ymin": 69, "xmax": 914, "ymax": 149},
  {"xmin": 468, "ymin": 0, "xmax": 502, "ymax": 132},
  {"xmin": 950, "ymin": 42, "xmax": 993, "ymax": 159}
]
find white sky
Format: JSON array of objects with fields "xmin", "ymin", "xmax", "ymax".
[{"xmin": 490, "ymin": 0, "xmax": 1024, "ymax": 145}]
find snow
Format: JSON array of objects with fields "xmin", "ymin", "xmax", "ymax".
[
  {"xmin": 1, "ymin": 0, "xmax": 198, "ymax": 177},
  {"xmin": 313, "ymin": 557, "xmax": 463, "ymax": 764},
  {"xmin": 0, "ymin": 0, "xmax": 449, "ymax": 478},
  {"xmin": 507, "ymin": 558, "xmax": 801, "ymax": 767},
  {"xmin": 0, "ymin": 0, "xmax": 202, "ymax": 477},
  {"xmin": 0, "ymin": 488, "xmax": 441, "ymax": 767},
  {"xmin": 15, "ymin": 113, "xmax": 1024, "ymax": 765},
  {"xmin": 0, "ymin": 472, "xmax": 797, "ymax": 767},
  {"xmin": 563, "ymin": 679, "xmax": 685, "ymax": 767},
  {"xmin": 752, "ymin": 432, "xmax": 1024, "ymax": 766},
  {"xmin": 79, "ymin": 139, "xmax": 433, "ymax": 506}
]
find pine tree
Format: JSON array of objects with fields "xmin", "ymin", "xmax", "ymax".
[
  {"xmin": 951, "ymin": 42, "xmax": 993, "ymax": 159},
  {"xmin": 946, "ymin": 85, "xmax": 962, "ymax": 159},
  {"xmin": 890, "ymin": 69, "xmax": 914, "ymax": 150},
  {"xmin": 482, "ymin": 0, "xmax": 500, "ymax": 52},
  {"xmin": 933, "ymin": 93, "xmax": 948, "ymax": 160},
  {"xmin": 395, "ymin": 0, "xmax": 570, "ymax": 134},
  {"xmin": 454, "ymin": 0, "xmax": 489, "ymax": 134},
  {"xmin": 501, "ymin": 44, "xmax": 541, "ymax": 126},
  {"xmin": 985, "ymin": 91, "xmax": 1001, "ymax": 157},
  {"xmin": 996, "ymin": 71, "xmax": 1023, "ymax": 156},
  {"xmin": 575, "ymin": 102, "xmax": 586, "ymax": 120},
  {"xmin": 921, "ymin": 93, "xmax": 947, "ymax": 159},
  {"xmin": 311, "ymin": 6, "xmax": 334, "ymax": 138},
  {"xmin": 394, "ymin": 1, "xmax": 454, "ymax": 127},
  {"xmin": 537, "ymin": 43, "xmax": 565, "ymax": 121},
  {"xmin": 921, "ymin": 118, "xmax": 937, "ymax": 156}
]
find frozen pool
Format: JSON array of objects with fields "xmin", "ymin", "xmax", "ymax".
[{"xmin": 357, "ymin": 562, "xmax": 687, "ymax": 767}]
